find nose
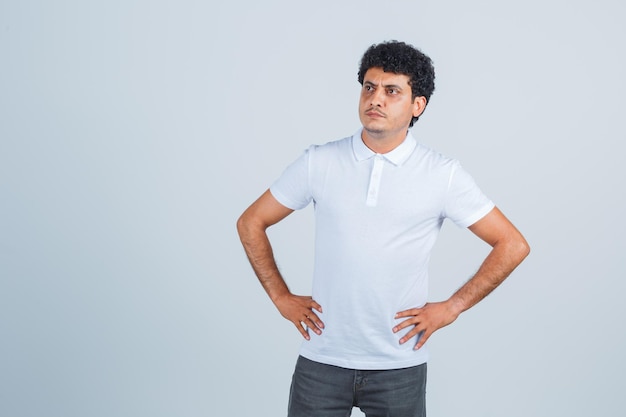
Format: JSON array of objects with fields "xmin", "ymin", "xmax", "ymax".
[{"xmin": 369, "ymin": 87, "xmax": 385, "ymax": 107}]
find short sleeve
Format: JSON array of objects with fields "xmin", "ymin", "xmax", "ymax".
[
  {"xmin": 443, "ymin": 161, "xmax": 495, "ymax": 228},
  {"xmin": 269, "ymin": 146, "xmax": 314, "ymax": 210}
]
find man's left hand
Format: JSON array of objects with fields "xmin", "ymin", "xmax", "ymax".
[{"xmin": 393, "ymin": 301, "xmax": 462, "ymax": 350}]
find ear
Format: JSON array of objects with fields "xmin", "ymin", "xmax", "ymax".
[{"xmin": 412, "ymin": 96, "xmax": 427, "ymax": 118}]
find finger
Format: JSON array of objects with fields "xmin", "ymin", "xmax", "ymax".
[
  {"xmin": 301, "ymin": 312, "xmax": 324, "ymax": 335},
  {"xmin": 310, "ymin": 300, "xmax": 323, "ymax": 314},
  {"xmin": 392, "ymin": 317, "xmax": 418, "ymax": 333},
  {"xmin": 398, "ymin": 324, "xmax": 424, "ymax": 344},
  {"xmin": 414, "ymin": 329, "xmax": 431, "ymax": 350},
  {"xmin": 394, "ymin": 308, "xmax": 420, "ymax": 318},
  {"xmin": 304, "ymin": 311, "xmax": 325, "ymax": 330},
  {"xmin": 295, "ymin": 321, "xmax": 311, "ymax": 340},
  {"xmin": 304, "ymin": 319, "xmax": 322, "ymax": 335}
]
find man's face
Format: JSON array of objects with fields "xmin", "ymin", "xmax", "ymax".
[{"xmin": 358, "ymin": 67, "xmax": 424, "ymax": 140}]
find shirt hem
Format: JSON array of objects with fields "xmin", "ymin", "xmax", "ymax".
[
  {"xmin": 298, "ymin": 349, "xmax": 429, "ymax": 371},
  {"xmin": 456, "ymin": 201, "xmax": 495, "ymax": 228},
  {"xmin": 269, "ymin": 186, "xmax": 306, "ymax": 210}
]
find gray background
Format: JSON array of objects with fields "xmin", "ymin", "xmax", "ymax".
[{"xmin": 1, "ymin": 0, "xmax": 625, "ymax": 416}]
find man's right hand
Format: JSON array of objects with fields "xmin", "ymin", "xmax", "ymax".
[{"xmin": 274, "ymin": 293, "xmax": 324, "ymax": 340}]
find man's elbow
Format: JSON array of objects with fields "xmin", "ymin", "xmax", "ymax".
[
  {"xmin": 237, "ymin": 209, "xmax": 265, "ymax": 243},
  {"xmin": 513, "ymin": 234, "xmax": 531, "ymax": 264},
  {"xmin": 236, "ymin": 211, "xmax": 251, "ymax": 241}
]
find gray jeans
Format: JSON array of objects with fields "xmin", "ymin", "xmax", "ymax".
[{"xmin": 288, "ymin": 356, "xmax": 427, "ymax": 417}]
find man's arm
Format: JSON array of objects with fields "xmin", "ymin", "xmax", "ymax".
[
  {"xmin": 237, "ymin": 189, "xmax": 324, "ymax": 340},
  {"xmin": 393, "ymin": 207, "xmax": 530, "ymax": 349}
]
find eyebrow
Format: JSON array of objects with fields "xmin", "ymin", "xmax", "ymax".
[{"xmin": 363, "ymin": 81, "xmax": 404, "ymax": 90}]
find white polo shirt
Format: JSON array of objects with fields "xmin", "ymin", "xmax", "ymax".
[{"xmin": 270, "ymin": 129, "xmax": 494, "ymax": 370}]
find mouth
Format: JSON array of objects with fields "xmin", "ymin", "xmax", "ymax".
[{"xmin": 365, "ymin": 109, "xmax": 385, "ymax": 118}]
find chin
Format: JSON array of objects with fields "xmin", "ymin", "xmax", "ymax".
[
  {"xmin": 365, "ymin": 128, "xmax": 384, "ymax": 135},
  {"xmin": 363, "ymin": 125, "xmax": 385, "ymax": 135}
]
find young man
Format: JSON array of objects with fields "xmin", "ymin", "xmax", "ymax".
[{"xmin": 237, "ymin": 41, "xmax": 529, "ymax": 417}]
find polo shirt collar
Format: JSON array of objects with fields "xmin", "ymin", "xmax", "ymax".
[{"xmin": 352, "ymin": 128, "xmax": 417, "ymax": 166}]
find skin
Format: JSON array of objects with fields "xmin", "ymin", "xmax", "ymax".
[
  {"xmin": 358, "ymin": 67, "xmax": 427, "ymax": 153},
  {"xmin": 237, "ymin": 190, "xmax": 323, "ymax": 340},
  {"xmin": 237, "ymin": 66, "xmax": 530, "ymax": 348},
  {"xmin": 393, "ymin": 206, "xmax": 529, "ymax": 349}
]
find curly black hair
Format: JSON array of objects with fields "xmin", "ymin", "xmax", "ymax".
[{"xmin": 358, "ymin": 41, "xmax": 435, "ymax": 126}]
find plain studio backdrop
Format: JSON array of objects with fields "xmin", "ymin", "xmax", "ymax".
[{"xmin": 1, "ymin": 1, "xmax": 625, "ymax": 416}]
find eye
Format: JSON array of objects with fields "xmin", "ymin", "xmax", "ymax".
[{"xmin": 387, "ymin": 88, "xmax": 398, "ymax": 95}]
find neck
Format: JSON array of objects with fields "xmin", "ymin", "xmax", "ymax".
[{"xmin": 361, "ymin": 128, "xmax": 408, "ymax": 154}]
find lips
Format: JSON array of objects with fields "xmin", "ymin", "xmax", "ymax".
[{"xmin": 365, "ymin": 109, "xmax": 385, "ymax": 118}]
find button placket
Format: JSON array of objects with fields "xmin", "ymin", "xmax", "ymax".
[{"xmin": 366, "ymin": 155, "xmax": 384, "ymax": 207}]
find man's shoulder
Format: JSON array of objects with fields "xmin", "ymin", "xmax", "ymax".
[
  {"xmin": 412, "ymin": 141, "xmax": 459, "ymax": 169},
  {"xmin": 312, "ymin": 135, "xmax": 352, "ymax": 151},
  {"xmin": 306, "ymin": 135, "xmax": 353, "ymax": 159}
]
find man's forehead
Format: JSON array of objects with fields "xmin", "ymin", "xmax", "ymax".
[{"xmin": 363, "ymin": 67, "xmax": 411, "ymax": 86}]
